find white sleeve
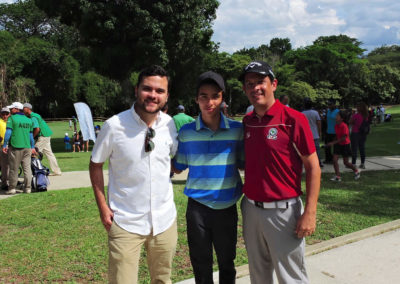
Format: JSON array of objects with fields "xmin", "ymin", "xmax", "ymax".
[{"xmin": 91, "ymin": 120, "xmax": 113, "ymax": 163}]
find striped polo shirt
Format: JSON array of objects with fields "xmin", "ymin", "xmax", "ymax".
[{"xmin": 173, "ymin": 113, "xmax": 244, "ymax": 209}]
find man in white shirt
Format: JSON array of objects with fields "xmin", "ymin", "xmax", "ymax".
[{"xmin": 89, "ymin": 65, "xmax": 178, "ymax": 284}]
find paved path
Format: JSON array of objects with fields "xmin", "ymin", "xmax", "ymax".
[{"xmin": 177, "ymin": 220, "xmax": 400, "ymax": 284}]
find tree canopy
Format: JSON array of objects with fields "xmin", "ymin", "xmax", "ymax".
[{"xmin": 1, "ymin": 1, "xmax": 400, "ymax": 117}]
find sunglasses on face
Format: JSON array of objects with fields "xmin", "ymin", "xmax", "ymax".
[{"xmin": 145, "ymin": 127, "xmax": 155, "ymax": 152}]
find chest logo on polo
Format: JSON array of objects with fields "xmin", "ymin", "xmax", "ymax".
[
  {"xmin": 246, "ymin": 132, "xmax": 251, "ymax": 139},
  {"xmin": 267, "ymin": 128, "xmax": 278, "ymax": 140}
]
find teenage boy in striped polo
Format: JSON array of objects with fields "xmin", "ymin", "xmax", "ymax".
[{"xmin": 172, "ymin": 71, "xmax": 244, "ymax": 284}]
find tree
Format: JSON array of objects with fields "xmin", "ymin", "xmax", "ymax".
[
  {"xmin": 80, "ymin": 72, "xmax": 121, "ymax": 117},
  {"xmin": 276, "ymin": 81, "xmax": 316, "ymax": 110},
  {"xmin": 0, "ymin": 0, "xmax": 79, "ymax": 50},
  {"xmin": 367, "ymin": 45, "xmax": 400, "ymax": 69},
  {"xmin": 269, "ymin": 37, "xmax": 292, "ymax": 57},
  {"xmin": 283, "ymin": 34, "xmax": 367, "ymax": 105}
]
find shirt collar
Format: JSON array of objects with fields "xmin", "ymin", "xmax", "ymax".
[
  {"xmin": 249, "ymin": 99, "xmax": 283, "ymax": 119},
  {"xmin": 195, "ymin": 112, "xmax": 230, "ymax": 131},
  {"xmin": 130, "ymin": 103, "xmax": 162, "ymax": 128}
]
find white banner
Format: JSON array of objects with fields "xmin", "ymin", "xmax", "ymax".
[{"xmin": 73, "ymin": 102, "xmax": 96, "ymax": 142}]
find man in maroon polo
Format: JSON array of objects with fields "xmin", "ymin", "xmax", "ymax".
[{"xmin": 240, "ymin": 61, "xmax": 321, "ymax": 284}]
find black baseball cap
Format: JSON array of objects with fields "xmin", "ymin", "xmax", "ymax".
[
  {"xmin": 239, "ymin": 61, "xmax": 275, "ymax": 82},
  {"xmin": 197, "ymin": 71, "xmax": 225, "ymax": 93}
]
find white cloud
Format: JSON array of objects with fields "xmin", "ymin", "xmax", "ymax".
[{"xmin": 212, "ymin": 0, "xmax": 400, "ymax": 53}]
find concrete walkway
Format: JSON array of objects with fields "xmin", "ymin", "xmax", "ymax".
[
  {"xmin": 177, "ymin": 220, "xmax": 400, "ymax": 284},
  {"xmin": 1, "ymin": 156, "xmax": 400, "ymax": 283}
]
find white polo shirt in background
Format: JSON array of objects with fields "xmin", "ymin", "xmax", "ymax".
[{"xmin": 91, "ymin": 104, "xmax": 178, "ymax": 236}]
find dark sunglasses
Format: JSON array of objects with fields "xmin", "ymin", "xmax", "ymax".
[{"xmin": 145, "ymin": 127, "xmax": 155, "ymax": 152}]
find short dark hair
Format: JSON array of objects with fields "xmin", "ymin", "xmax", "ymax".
[
  {"xmin": 304, "ymin": 98, "xmax": 312, "ymax": 110},
  {"xmin": 137, "ymin": 65, "xmax": 169, "ymax": 88},
  {"xmin": 338, "ymin": 110, "xmax": 346, "ymax": 119}
]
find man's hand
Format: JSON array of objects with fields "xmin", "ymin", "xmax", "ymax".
[
  {"xmin": 100, "ymin": 205, "xmax": 114, "ymax": 231},
  {"xmin": 295, "ymin": 210, "xmax": 317, "ymax": 238},
  {"xmin": 2, "ymin": 147, "xmax": 7, "ymax": 154},
  {"xmin": 31, "ymin": 148, "xmax": 37, "ymax": 155}
]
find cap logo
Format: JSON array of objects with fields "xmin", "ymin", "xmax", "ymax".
[
  {"xmin": 267, "ymin": 128, "xmax": 278, "ymax": 140},
  {"xmin": 245, "ymin": 61, "xmax": 262, "ymax": 71}
]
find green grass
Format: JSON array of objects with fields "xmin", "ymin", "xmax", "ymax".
[
  {"xmin": 1, "ymin": 170, "xmax": 400, "ymax": 283},
  {"xmin": 38, "ymin": 120, "xmax": 105, "ymax": 171}
]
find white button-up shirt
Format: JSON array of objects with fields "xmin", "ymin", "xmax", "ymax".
[{"xmin": 91, "ymin": 105, "xmax": 178, "ymax": 235}]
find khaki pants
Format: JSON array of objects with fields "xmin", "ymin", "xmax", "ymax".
[
  {"xmin": 108, "ymin": 220, "xmax": 177, "ymax": 284},
  {"xmin": 35, "ymin": 136, "xmax": 61, "ymax": 174},
  {"xmin": 8, "ymin": 148, "xmax": 32, "ymax": 191},
  {"xmin": 0, "ymin": 150, "xmax": 9, "ymax": 188}
]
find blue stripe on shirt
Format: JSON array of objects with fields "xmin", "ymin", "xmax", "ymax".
[{"xmin": 173, "ymin": 113, "xmax": 244, "ymax": 209}]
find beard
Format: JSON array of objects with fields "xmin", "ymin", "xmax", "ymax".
[{"xmin": 136, "ymin": 99, "xmax": 166, "ymax": 114}]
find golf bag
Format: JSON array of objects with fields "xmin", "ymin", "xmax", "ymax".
[{"xmin": 31, "ymin": 157, "xmax": 50, "ymax": 192}]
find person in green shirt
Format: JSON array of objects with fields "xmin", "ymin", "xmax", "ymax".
[
  {"xmin": 172, "ymin": 105, "xmax": 195, "ymax": 132},
  {"xmin": 3, "ymin": 102, "xmax": 36, "ymax": 195},
  {"xmin": 23, "ymin": 103, "xmax": 62, "ymax": 176}
]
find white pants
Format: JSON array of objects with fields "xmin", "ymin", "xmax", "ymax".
[{"xmin": 35, "ymin": 136, "xmax": 61, "ymax": 174}]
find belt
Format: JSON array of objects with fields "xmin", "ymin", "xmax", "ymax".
[{"xmin": 246, "ymin": 197, "xmax": 300, "ymax": 209}]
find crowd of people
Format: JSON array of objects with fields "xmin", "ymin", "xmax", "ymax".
[{"xmin": 0, "ymin": 102, "xmax": 62, "ymax": 195}]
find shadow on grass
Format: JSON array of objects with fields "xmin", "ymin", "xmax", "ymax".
[{"xmin": 318, "ymin": 170, "xmax": 400, "ymax": 218}]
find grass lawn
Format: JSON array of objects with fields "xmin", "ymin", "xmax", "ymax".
[{"xmin": 1, "ymin": 170, "xmax": 400, "ymax": 283}]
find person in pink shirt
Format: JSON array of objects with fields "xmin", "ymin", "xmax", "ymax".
[
  {"xmin": 326, "ymin": 111, "xmax": 361, "ymax": 182},
  {"xmin": 349, "ymin": 102, "xmax": 369, "ymax": 169}
]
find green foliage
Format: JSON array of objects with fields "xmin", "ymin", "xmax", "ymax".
[
  {"xmin": 277, "ymin": 81, "xmax": 316, "ymax": 109},
  {"xmin": 367, "ymin": 45, "xmax": 400, "ymax": 69},
  {"xmin": 81, "ymin": 72, "xmax": 121, "ymax": 116}
]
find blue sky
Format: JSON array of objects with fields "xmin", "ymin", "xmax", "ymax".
[
  {"xmin": 2, "ymin": 0, "xmax": 400, "ymax": 54},
  {"xmin": 212, "ymin": 0, "xmax": 400, "ymax": 53}
]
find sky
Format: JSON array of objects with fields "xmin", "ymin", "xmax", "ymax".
[
  {"xmin": 212, "ymin": 0, "xmax": 400, "ymax": 53},
  {"xmin": 1, "ymin": 0, "xmax": 400, "ymax": 54}
]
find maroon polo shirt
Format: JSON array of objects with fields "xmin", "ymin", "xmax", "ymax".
[{"xmin": 243, "ymin": 100, "xmax": 315, "ymax": 202}]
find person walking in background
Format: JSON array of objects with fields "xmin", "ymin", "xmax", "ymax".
[
  {"xmin": 240, "ymin": 61, "xmax": 321, "ymax": 284},
  {"xmin": 172, "ymin": 105, "xmax": 195, "ymax": 132},
  {"xmin": 326, "ymin": 111, "xmax": 361, "ymax": 182},
  {"xmin": 0, "ymin": 107, "xmax": 10, "ymax": 191},
  {"xmin": 90, "ymin": 65, "xmax": 178, "ymax": 284},
  {"xmin": 302, "ymin": 98, "xmax": 323, "ymax": 168},
  {"xmin": 379, "ymin": 104, "xmax": 385, "ymax": 123},
  {"xmin": 279, "ymin": 94, "xmax": 290, "ymax": 107},
  {"xmin": 78, "ymin": 130, "xmax": 89, "ymax": 152},
  {"xmin": 172, "ymin": 71, "xmax": 244, "ymax": 284},
  {"xmin": 3, "ymin": 102, "xmax": 36, "ymax": 195},
  {"xmin": 72, "ymin": 131, "xmax": 80, "ymax": 152},
  {"xmin": 23, "ymin": 103, "xmax": 62, "ymax": 176},
  {"xmin": 72, "ymin": 116, "xmax": 78, "ymax": 132},
  {"xmin": 324, "ymin": 99, "xmax": 339, "ymax": 164},
  {"xmin": 349, "ymin": 102, "xmax": 369, "ymax": 169},
  {"xmin": 64, "ymin": 133, "xmax": 71, "ymax": 151}
]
